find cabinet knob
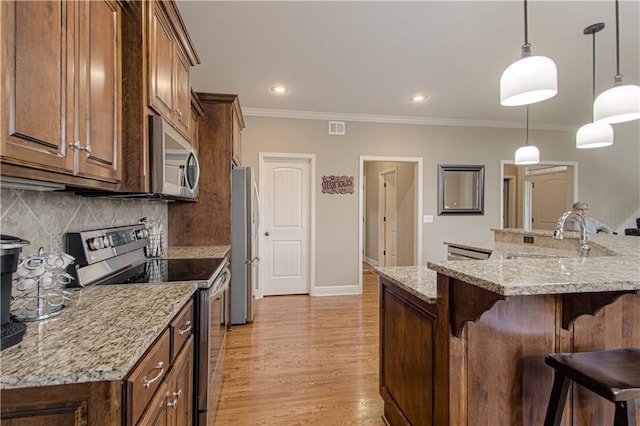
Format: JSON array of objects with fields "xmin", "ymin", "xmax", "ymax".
[
  {"xmin": 81, "ymin": 145, "xmax": 92, "ymax": 154},
  {"xmin": 69, "ymin": 141, "xmax": 81, "ymax": 150},
  {"xmin": 264, "ymin": 232, "xmax": 270, "ymax": 237},
  {"xmin": 175, "ymin": 108, "xmax": 183, "ymax": 117}
]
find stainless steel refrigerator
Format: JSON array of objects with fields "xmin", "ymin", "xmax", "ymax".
[{"xmin": 231, "ymin": 166, "xmax": 259, "ymax": 324}]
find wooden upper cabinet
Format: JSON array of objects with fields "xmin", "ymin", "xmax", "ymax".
[
  {"xmin": 174, "ymin": 50, "xmax": 191, "ymax": 137},
  {"xmin": 0, "ymin": 0, "xmax": 121, "ymax": 184},
  {"xmin": 232, "ymin": 107, "xmax": 243, "ymax": 166},
  {"xmin": 76, "ymin": 0, "xmax": 121, "ymax": 182},
  {"xmin": 148, "ymin": 0, "xmax": 194, "ymax": 140},
  {"xmin": 149, "ymin": 2, "xmax": 176, "ymax": 121}
]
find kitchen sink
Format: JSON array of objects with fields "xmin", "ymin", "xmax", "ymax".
[{"xmin": 504, "ymin": 252, "xmax": 565, "ymax": 260}]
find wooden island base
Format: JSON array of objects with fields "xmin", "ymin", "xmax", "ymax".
[{"xmin": 379, "ymin": 274, "xmax": 640, "ymax": 426}]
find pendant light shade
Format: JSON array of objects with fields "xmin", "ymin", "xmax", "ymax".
[
  {"xmin": 576, "ymin": 122, "xmax": 614, "ymax": 149},
  {"xmin": 515, "ymin": 144, "xmax": 540, "ymax": 165},
  {"xmin": 515, "ymin": 106, "xmax": 539, "ymax": 165},
  {"xmin": 576, "ymin": 22, "xmax": 615, "ymax": 149},
  {"xmin": 500, "ymin": 0, "xmax": 558, "ymax": 107},
  {"xmin": 592, "ymin": 0, "xmax": 640, "ymax": 124},
  {"xmin": 501, "ymin": 54, "xmax": 558, "ymax": 106},
  {"xmin": 593, "ymin": 83, "xmax": 640, "ymax": 124}
]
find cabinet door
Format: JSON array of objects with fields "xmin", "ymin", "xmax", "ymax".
[
  {"xmin": 148, "ymin": 1, "xmax": 175, "ymax": 120},
  {"xmin": 76, "ymin": 0, "xmax": 121, "ymax": 182},
  {"xmin": 137, "ymin": 381, "xmax": 169, "ymax": 426},
  {"xmin": 166, "ymin": 340, "xmax": 193, "ymax": 426},
  {"xmin": 0, "ymin": 0, "xmax": 74, "ymax": 174},
  {"xmin": 173, "ymin": 49, "xmax": 191, "ymax": 138}
]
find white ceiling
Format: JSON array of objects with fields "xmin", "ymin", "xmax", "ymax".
[{"xmin": 176, "ymin": 1, "xmax": 640, "ymax": 130}]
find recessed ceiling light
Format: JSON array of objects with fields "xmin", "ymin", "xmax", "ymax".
[
  {"xmin": 410, "ymin": 94, "xmax": 427, "ymax": 103},
  {"xmin": 271, "ymin": 84, "xmax": 289, "ymax": 94}
]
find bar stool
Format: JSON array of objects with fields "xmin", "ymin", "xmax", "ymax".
[{"xmin": 544, "ymin": 347, "xmax": 640, "ymax": 426}]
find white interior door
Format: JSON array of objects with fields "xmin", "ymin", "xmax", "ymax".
[
  {"xmin": 378, "ymin": 169, "xmax": 397, "ymax": 267},
  {"xmin": 261, "ymin": 158, "xmax": 310, "ymax": 296}
]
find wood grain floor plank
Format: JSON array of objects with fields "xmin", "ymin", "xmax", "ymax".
[{"xmin": 213, "ymin": 270, "xmax": 385, "ymax": 425}]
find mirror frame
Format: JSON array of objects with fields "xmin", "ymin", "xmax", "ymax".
[{"xmin": 438, "ymin": 164, "xmax": 485, "ymax": 215}]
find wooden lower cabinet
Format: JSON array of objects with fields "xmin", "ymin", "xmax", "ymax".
[
  {"xmin": 379, "ymin": 275, "xmax": 640, "ymax": 426},
  {"xmin": 380, "ymin": 282, "xmax": 437, "ymax": 425},
  {"xmin": 139, "ymin": 338, "xmax": 193, "ymax": 426},
  {"xmin": 1, "ymin": 300, "xmax": 195, "ymax": 426},
  {"xmin": 0, "ymin": 381, "xmax": 122, "ymax": 425}
]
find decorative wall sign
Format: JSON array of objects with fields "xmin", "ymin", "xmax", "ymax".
[{"xmin": 322, "ymin": 175, "xmax": 354, "ymax": 194}]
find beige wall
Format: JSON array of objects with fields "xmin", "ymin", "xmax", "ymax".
[
  {"xmin": 364, "ymin": 161, "xmax": 415, "ymax": 266},
  {"xmin": 241, "ymin": 116, "xmax": 640, "ymax": 290}
]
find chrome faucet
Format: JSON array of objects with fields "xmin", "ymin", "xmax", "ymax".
[{"xmin": 553, "ymin": 211, "xmax": 590, "ymax": 257}]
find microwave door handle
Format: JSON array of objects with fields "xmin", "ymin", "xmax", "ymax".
[{"xmin": 185, "ymin": 152, "xmax": 200, "ymax": 191}]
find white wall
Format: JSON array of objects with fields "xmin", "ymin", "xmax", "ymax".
[{"xmin": 241, "ymin": 116, "xmax": 640, "ymax": 289}]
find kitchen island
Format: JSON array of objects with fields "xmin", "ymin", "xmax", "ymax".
[{"xmin": 376, "ymin": 229, "xmax": 640, "ymax": 426}]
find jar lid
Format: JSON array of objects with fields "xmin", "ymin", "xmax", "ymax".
[{"xmin": 0, "ymin": 235, "xmax": 31, "ymax": 250}]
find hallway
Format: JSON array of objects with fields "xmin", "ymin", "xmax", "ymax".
[{"xmin": 213, "ymin": 269, "xmax": 384, "ymax": 425}]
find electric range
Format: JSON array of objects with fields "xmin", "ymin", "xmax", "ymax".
[{"xmin": 65, "ymin": 224, "xmax": 230, "ymax": 424}]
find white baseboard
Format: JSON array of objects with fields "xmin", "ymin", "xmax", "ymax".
[
  {"xmin": 313, "ymin": 285, "xmax": 361, "ymax": 296},
  {"xmin": 364, "ymin": 257, "xmax": 378, "ymax": 266}
]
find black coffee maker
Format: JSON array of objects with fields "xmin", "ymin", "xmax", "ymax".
[{"xmin": 1, "ymin": 234, "xmax": 30, "ymax": 350}]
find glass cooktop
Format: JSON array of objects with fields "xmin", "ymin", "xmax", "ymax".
[{"xmin": 97, "ymin": 257, "xmax": 227, "ymax": 286}]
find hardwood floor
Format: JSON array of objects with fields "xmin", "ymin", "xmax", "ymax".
[{"xmin": 213, "ymin": 268, "xmax": 385, "ymax": 425}]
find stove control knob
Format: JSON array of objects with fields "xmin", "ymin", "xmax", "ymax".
[
  {"xmin": 102, "ymin": 236, "xmax": 111, "ymax": 248},
  {"xmin": 88, "ymin": 237, "xmax": 103, "ymax": 250}
]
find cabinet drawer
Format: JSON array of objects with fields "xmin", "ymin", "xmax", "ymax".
[
  {"xmin": 170, "ymin": 298, "xmax": 194, "ymax": 360},
  {"xmin": 126, "ymin": 328, "xmax": 170, "ymax": 425}
]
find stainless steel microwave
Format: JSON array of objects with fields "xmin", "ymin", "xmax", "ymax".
[{"xmin": 150, "ymin": 116, "xmax": 200, "ymax": 199}]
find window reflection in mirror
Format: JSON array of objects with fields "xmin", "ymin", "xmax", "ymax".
[{"xmin": 438, "ymin": 165, "xmax": 485, "ymax": 215}]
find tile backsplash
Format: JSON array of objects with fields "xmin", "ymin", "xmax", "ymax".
[{"xmin": 0, "ymin": 189, "xmax": 168, "ymax": 257}]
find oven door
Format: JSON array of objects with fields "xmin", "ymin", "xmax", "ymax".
[{"xmin": 197, "ymin": 267, "xmax": 230, "ymax": 425}]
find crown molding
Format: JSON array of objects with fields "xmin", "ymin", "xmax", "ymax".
[{"xmin": 241, "ymin": 107, "xmax": 575, "ymax": 132}]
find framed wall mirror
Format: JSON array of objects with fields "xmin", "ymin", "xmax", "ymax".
[{"xmin": 438, "ymin": 165, "xmax": 485, "ymax": 215}]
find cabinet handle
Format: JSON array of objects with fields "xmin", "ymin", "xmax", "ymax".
[
  {"xmin": 173, "ymin": 389, "xmax": 182, "ymax": 398},
  {"xmin": 69, "ymin": 141, "xmax": 81, "ymax": 150},
  {"xmin": 142, "ymin": 361, "xmax": 164, "ymax": 388},
  {"xmin": 175, "ymin": 108, "xmax": 183, "ymax": 117},
  {"xmin": 80, "ymin": 145, "xmax": 92, "ymax": 154},
  {"xmin": 167, "ymin": 399, "xmax": 178, "ymax": 409},
  {"xmin": 177, "ymin": 321, "xmax": 192, "ymax": 336}
]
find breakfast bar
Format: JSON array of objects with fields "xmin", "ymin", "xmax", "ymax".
[{"xmin": 376, "ymin": 229, "xmax": 640, "ymax": 425}]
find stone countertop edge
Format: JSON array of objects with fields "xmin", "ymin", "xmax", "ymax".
[
  {"xmin": 375, "ymin": 229, "xmax": 640, "ymax": 300},
  {"xmin": 374, "ymin": 266, "xmax": 438, "ymax": 305},
  {"xmin": 0, "ymin": 283, "xmax": 199, "ymax": 390},
  {"xmin": 165, "ymin": 245, "xmax": 230, "ymax": 259},
  {"xmin": 430, "ymin": 229, "xmax": 640, "ymax": 296}
]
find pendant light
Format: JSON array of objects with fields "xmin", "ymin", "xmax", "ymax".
[
  {"xmin": 500, "ymin": 0, "xmax": 558, "ymax": 106},
  {"xmin": 515, "ymin": 106, "xmax": 540, "ymax": 165},
  {"xmin": 593, "ymin": 0, "xmax": 640, "ymax": 124},
  {"xmin": 576, "ymin": 23, "xmax": 614, "ymax": 149}
]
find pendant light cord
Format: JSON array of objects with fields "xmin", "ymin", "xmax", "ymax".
[
  {"xmin": 615, "ymin": 0, "xmax": 620, "ymax": 76},
  {"xmin": 523, "ymin": 0, "xmax": 529, "ymax": 45}
]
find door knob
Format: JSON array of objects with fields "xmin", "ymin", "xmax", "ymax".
[{"xmin": 264, "ymin": 232, "xmax": 270, "ymax": 236}]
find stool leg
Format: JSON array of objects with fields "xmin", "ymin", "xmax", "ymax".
[
  {"xmin": 613, "ymin": 400, "xmax": 636, "ymax": 426},
  {"xmin": 544, "ymin": 372, "xmax": 570, "ymax": 426}
]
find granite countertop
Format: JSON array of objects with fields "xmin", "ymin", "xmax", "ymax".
[
  {"xmin": 0, "ymin": 283, "xmax": 198, "ymax": 390},
  {"xmin": 376, "ymin": 229, "xmax": 640, "ymax": 303},
  {"xmin": 165, "ymin": 245, "xmax": 230, "ymax": 259}
]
